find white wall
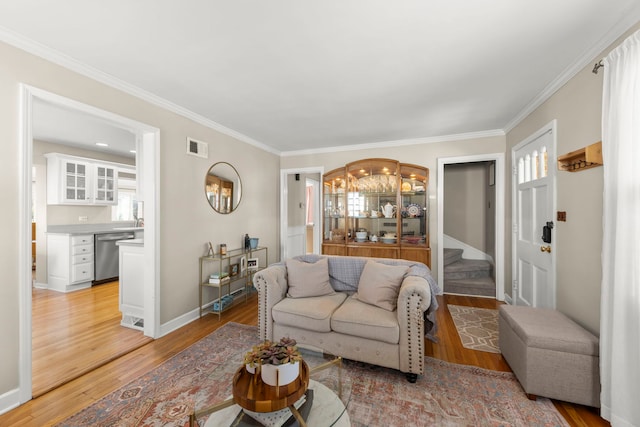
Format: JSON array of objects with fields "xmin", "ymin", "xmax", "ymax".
[
  {"xmin": 0, "ymin": 40, "xmax": 280, "ymax": 398},
  {"xmin": 443, "ymin": 162, "xmax": 488, "ymax": 252},
  {"xmin": 505, "ymin": 21, "xmax": 640, "ymax": 334},
  {"xmin": 281, "ymin": 135, "xmax": 507, "ymax": 280}
]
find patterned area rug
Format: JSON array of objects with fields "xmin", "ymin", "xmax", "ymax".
[
  {"xmin": 57, "ymin": 322, "xmax": 568, "ymax": 427},
  {"xmin": 448, "ymin": 304, "xmax": 500, "ymax": 353}
]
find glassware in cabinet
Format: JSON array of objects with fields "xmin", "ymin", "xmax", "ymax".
[
  {"xmin": 399, "ymin": 164, "xmax": 429, "ymax": 246},
  {"xmin": 322, "ymin": 168, "xmax": 347, "ymax": 246},
  {"xmin": 345, "ymin": 158, "xmax": 400, "ymax": 243}
]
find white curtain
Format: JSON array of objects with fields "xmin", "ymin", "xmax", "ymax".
[{"xmin": 600, "ymin": 30, "xmax": 640, "ymax": 427}]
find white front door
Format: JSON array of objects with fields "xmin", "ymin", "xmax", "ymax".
[{"xmin": 512, "ymin": 122, "xmax": 556, "ymax": 308}]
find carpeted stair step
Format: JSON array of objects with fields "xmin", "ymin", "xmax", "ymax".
[
  {"xmin": 444, "ymin": 259, "xmax": 491, "ymax": 280},
  {"xmin": 444, "ymin": 277, "xmax": 496, "ymax": 297},
  {"xmin": 443, "ymin": 248, "xmax": 463, "ymax": 266}
]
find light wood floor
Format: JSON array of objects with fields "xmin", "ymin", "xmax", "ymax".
[
  {"xmin": 32, "ymin": 281, "xmax": 152, "ymax": 397},
  {"xmin": 2, "ymin": 292, "xmax": 607, "ymax": 427}
]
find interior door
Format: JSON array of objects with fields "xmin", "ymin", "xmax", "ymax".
[{"xmin": 513, "ymin": 126, "xmax": 556, "ymax": 308}]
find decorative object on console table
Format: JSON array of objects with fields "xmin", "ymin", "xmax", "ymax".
[
  {"xmin": 247, "ymin": 258, "xmax": 259, "ymax": 270},
  {"xmin": 207, "ymin": 242, "xmax": 214, "ymax": 257},
  {"xmin": 219, "ymin": 243, "xmax": 227, "ymax": 256},
  {"xmin": 249, "ymin": 237, "xmax": 259, "ymax": 249},
  {"xmin": 209, "ymin": 272, "xmax": 230, "ymax": 284},
  {"xmin": 244, "ymin": 234, "xmax": 251, "ymax": 251},
  {"xmin": 229, "ymin": 263, "xmax": 240, "ymax": 277},
  {"xmin": 199, "ymin": 246, "xmax": 268, "ymax": 319}
]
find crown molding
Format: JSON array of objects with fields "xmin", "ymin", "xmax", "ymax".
[
  {"xmin": 504, "ymin": 6, "xmax": 640, "ymax": 133},
  {"xmin": 0, "ymin": 26, "xmax": 280, "ymax": 156},
  {"xmin": 280, "ymin": 129, "xmax": 505, "ymax": 157}
]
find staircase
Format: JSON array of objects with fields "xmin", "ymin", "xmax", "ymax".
[{"xmin": 443, "ymin": 248, "xmax": 495, "ymax": 297}]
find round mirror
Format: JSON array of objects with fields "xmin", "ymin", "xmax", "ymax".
[{"xmin": 205, "ymin": 162, "xmax": 242, "ymax": 214}]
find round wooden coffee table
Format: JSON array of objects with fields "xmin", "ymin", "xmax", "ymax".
[
  {"xmin": 233, "ymin": 361, "xmax": 309, "ymax": 415},
  {"xmin": 203, "ymin": 380, "xmax": 349, "ymax": 427}
]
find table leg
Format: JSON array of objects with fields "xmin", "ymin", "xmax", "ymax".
[
  {"xmin": 289, "ymin": 405, "xmax": 307, "ymax": 427},
  {"xmin": 189, "ymin": 397, "xmax": 235, "ymax": 427}
]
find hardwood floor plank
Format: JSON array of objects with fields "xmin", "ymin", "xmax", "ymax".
[
  {"xmin": 1, "ymin": 291, "xmax": 608, "ymax": 427},
  {"xmin": 31, "ymin": 281, "xmax": 152, "ymax": 397}
]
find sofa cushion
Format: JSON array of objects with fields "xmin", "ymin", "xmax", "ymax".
[
  {"xmin": 355, "ymin": 260, "xmax": 408, "ymax": 311},
  {"xmin": 331, "ymin": 296, "xmax": 400, "ymax": 344},
  {"xmin": 272, "ymin": 293, "xmax": 347, "ymax": 333},
  {"xmin": 285, "ymin": 257, "xmax": 335, "ymax": 298}
]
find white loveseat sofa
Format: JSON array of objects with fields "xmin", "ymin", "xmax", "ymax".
[{"xmin": 253, "ymin": 254, "xmax": 440, "ymax": 382}]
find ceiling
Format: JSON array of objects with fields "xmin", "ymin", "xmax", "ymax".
[
  {"xmin": 2, "ymin": 1, "xmax": 640, "ymax": 155},
  {"xmin": 32, "ymin": 99, "xmax": 137, "ymax": 158}
]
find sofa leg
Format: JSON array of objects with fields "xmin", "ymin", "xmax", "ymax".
[
  {"xmin": 405, "ymin": 373, "xmax": 418, "ymax": 383},
  {"xmin": 526, "ymin": 393, "xmax": 537, "ymax": 401}
]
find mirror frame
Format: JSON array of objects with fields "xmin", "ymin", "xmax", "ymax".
[{"xmin": 205, "ymin": 162, "xmax": 242, "ymax": 214}]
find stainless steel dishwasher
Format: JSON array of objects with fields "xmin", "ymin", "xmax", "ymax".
[{"xmin": 94, "ymin": 232, "xmax": 135, "ymax": 284}]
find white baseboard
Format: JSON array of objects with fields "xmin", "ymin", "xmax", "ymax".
[
  {"xmin": 159, "ymin": 306, "xmax": 201, "ymax": 337},
  {"xmin": 0, "ymin": 387, "xmax": 20, "ymax": 416},
  {"xmin": 33, "ymin": 281, "xmax": 48, "ymax": 289},
  {"xmin": 159, "ymin": 290, "xmax": 252, "ymax": 337},
  {"xmin": 504, "ymin": 294, "xmax": 513, "ymax": 305}
]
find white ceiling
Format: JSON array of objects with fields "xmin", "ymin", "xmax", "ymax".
[
  {"xmin": 32, "ymin": 99, "xmax": 137, "ymax": 158},
  {"xmin": 2, "ymin": 1, "xmax": 640, "ymax": 154}
]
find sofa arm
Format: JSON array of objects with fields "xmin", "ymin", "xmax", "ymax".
[
  {"xmin": 252, "ymin": 264, "xmax": 288, "ymax": 341},
  {"xmin": 397, "ymin": 275, "xmax": 431, "ymax": 375}
]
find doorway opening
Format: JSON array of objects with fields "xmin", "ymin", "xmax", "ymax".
[
  {"xmin": 19, "ymin": 85, "xmax": 160, "ymax": 403},
  {"xmin": 280, "ymin": 167, "xmax": 323, "ymax": 260},
  {"xmin": 437, "ymin": 154, "xmax": 505, "ymax": 301}
]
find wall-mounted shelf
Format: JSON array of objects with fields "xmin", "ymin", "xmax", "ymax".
[{"xmin": 557, "ymin": 141, "xmax": 603, "ymax": 172}]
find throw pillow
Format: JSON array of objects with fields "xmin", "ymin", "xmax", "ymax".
[
  {"xmin": 356, "ymin": 260, "xmax": 408, "ymax": 311},
  {"xmin": 285, "ymin": 257, "xmax": 334, "ymax": 298}
]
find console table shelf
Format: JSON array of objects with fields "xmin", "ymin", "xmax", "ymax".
[{"xmin": 198, "ymin": 246, "xmax": 268, "ymax": 319}]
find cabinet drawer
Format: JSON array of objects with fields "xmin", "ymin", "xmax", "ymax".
[
  {"xmin": 73, "ymin": 254, "xmax": 93, "ymax": 264},
  {"xmin": 72, "ymin": 235, "xmax": 93, "ymax": 245},
  {"xmin": 72, "ymin": 244, "xmax": 93, "ymax": 255},
  {"xmin": 72, "ymin": 263, "xmax": 94, "ymax": 283}
]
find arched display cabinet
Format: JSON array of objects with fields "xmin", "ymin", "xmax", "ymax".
[{"xmin": 322, "ymin": 158, "xmax": 430, "ymax": 267}]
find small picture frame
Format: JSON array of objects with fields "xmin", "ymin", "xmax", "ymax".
[
  {"xmin": 247, "ymin": 258, "xmax": 259, "ymax": 270},
  {"xmin": 229, "ymin": 263, "xmax": 240, "ymax": 276}
]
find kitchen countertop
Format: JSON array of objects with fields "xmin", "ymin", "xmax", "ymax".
[
  {"xmin": 46, "ymin": 223, "xmax": 144, "ymax": 235},
  {"xmin": 115, "ymin": 238, "xmax": 144, "ymax": 247}
]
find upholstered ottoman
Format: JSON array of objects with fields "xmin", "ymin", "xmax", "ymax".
[{"xmin": 498, "ymin": 305, "xmax": 600, "ymax": 407}]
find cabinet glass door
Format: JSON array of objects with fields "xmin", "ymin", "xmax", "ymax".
[
  {"xmin": 346, "ymin": 159, "xmax": 399, "ymax": 244},
  {"xmin": 94, "ymin": 166, "xmax": 117, "ymax": 204},
  {"xmin": 64, "ymin": 161, "xmax": 88, "ymax": 202},
  {"xmin": 399, "ymin": 164, "xmax": 429, "ymax": 245},
  {"xmin": 322, "ymin": 168, "xmax": 346, "ymax": 243}
]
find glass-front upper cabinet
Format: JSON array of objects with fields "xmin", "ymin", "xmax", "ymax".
[
  {"xmin": 399, "ymin": 163, "xmax": 429, "ymax": 246},
  {"xmin": 323, "ymin": 167, "xmax": 347, "ymax": 246},
  {"xmin": 345, "ymin": 158, "xmax": 400, "ymax": 244}
]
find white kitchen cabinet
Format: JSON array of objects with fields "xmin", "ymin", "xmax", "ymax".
[
  {"xmin": 116, "ymin": 239, "xmax": 144, "ymax": 330},
  {"xmin": 46, "ymin": 233, "xmax": 94, "ymax": 292},
  {"xmin": 45, "ymin": 153, "xmax": 123, "ymax": 206},
  {"xmin": 94, "ymin": 165, "xmax": 117, "ymax": 204}
]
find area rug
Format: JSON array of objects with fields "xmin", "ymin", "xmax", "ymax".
[
  {"xmin": 57, "ymin": 322, "xmax": 568, "ymax": 427},
  {"xmin": 448, "ymin": 304, "xmax": 500, "ymax": 353}
]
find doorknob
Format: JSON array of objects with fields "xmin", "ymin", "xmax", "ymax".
[{"xmin": 540, "ymin": 245, "xmax": 551, "ymax": 253}]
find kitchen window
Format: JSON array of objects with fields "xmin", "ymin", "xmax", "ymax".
[{"xmin": 112, "ymin": 178, "xmax": 137, "ymax": 221}]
